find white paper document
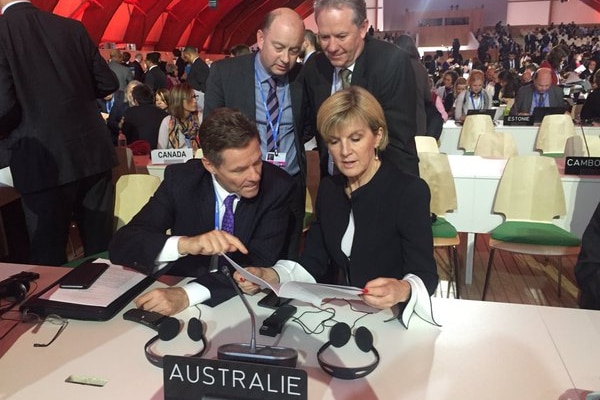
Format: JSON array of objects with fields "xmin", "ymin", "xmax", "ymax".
[
  {"xmin": 42, "ymin": 259, "xmax": 146, "ymax": 307},
  {"xmin": 220, "ymin": 253, "xmax": 363, "ymax": 306}
]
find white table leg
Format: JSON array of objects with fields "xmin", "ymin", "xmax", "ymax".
[{"xmin": 465, "ymin": 232, "xmax": 475, "ymax": 284}]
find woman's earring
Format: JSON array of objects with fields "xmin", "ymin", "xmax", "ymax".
[{"xmin": 374, "ymin": 148, "xmax": 379, "ymax": 161}]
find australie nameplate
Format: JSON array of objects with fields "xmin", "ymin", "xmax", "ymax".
[
  {"xmin": 163, "ymin": 356, "xmax": 307, "ymax": 400},
  {"xmin": 564, "ymin": 157, "xmax": 600, "ymax": 175},
  {"xmin": 151, "ymin": 149, "xmax": 193, "ymax": 164},
  {"xmin": 503, "ymin": 115, "xmax": 533, "ymax": 126}
]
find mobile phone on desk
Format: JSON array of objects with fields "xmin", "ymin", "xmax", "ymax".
[
  {"xmin": 257, "ymin": 291, "xmax": 291, "ymax": 309},
  {"xmin": 59, "ymin": 262, "xmax": 109, "ymax": 289}
]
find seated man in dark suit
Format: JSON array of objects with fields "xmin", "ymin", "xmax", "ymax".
[
  {"xmin": 510, "ymin": 67, "xmax": 566, "ymax": 115},
  {"xmin": 109, "ymin": 108, "xmax": 294, "ymax": 315},
  {"xmin": 121, "ymin": 84, "xmax": 167, "ymax": 149}
]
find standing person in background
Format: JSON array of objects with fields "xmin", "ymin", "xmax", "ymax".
[
  {"xmin": 172, "ymin": 48, "xmax": 186, "ymax": 81},
  {"xmin": 0, "ymin": 0, "xmax": 119, "ymax": 265},
  {"xmin": 204, "ymin": 8, "xmax": 307, "ymax": 259},
  {"xmin": 303, "ymin": 0, "xmax": 418, "ymax": 176},
  {"xmin": 395, "ymin": 34, "xmax": 430, "ymax": 136},
  {"xmin": 301, "ymin": 29, "xmax": 319, "ymax": 63},
  {"xmin": 540, "ymin": 44, "xmax": 569, "ymax": 85},
  {"xmin": 182, "ymin": 46, "xmax": 210, "ymax": 93},
  {"xmin": 108, "ymin": 49, "xmax": 133, "ymax": 91},
  {"xmin": 144, "ymin": 52, "xmax": 167, "ymax": 92}
]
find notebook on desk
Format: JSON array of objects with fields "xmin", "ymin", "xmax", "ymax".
[{"xmin": 20, "ymin": 259, "xmax": 154, "ymax": 321}]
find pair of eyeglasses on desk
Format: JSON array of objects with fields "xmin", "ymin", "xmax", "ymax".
[
  {"xmin": 1, "ymin": 311, "xmax": 69, "ymax": 347},
  {"xmin": 32, "ymin": 314, "xmax": 69, "ymax": 347}
]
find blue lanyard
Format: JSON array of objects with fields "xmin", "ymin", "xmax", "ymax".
[
  {"xmin": 214, "ymin": 196, "xmax": 220, "ymax": 230},
  {"xmin": 470, "ymin": 92, "xmax": 483, "ymax": 110},
  {"xmin": 255, "ymin": 70, "xmax": 285, "ymax": 152}
]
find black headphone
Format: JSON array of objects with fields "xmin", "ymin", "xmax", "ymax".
[
  {"xmin": 0, "ymin": 271, "xmax": 39, "ymax": 303},
  {"xmin": 317, "ymin": 322, "xmax": 380, "ymax": 380},
  {"xmin": 144, "ymin": 314, "xmax": 207, "ymax": 368}
]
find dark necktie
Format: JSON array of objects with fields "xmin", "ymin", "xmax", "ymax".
[
  {"xmin": 221, "ymin": 194, "xmax": 236, "ymax": 234},
  {"xmin": 339, "ymin": 68, "xmax": 351, "ymax": 89},
  {"xmin": 266, "ymin": 77, "xmax": 279, "ymax": 152},
  {"xmin": 538, "ymin": 93, "xmax": 544, "ymax": 107}
]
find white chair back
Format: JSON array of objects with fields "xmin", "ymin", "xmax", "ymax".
[{"xmin": 459, "ymin": 114, "xmax": 495, "ymax": 153}]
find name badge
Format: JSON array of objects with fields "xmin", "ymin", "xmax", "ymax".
[
  {"xmin": 163, "ymin": 356, "xmax": 307, "ymax": 400},
  {"xmin": 151, "ymin": 149, "xmax": 194, "ymax": 164},
  {"xmin": 266, "ymin": 152, "xmax": 286, "ymax": 168}
]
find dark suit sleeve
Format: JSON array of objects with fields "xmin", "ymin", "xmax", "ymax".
[
  {"xmin": 0, "ymin": 39, "xmax": 21, "ymax": 138},
  {"xmin": 203, "ymin": 61, "xmax": 225, "ymax": 118},
  {"xmin": 83, "ymin": 26, "xmax": 118, "ymax": 98},
  {"xmin": 188, "ymin": 59, "xmax": 210, "ymax": 92},
  {"xmin": 396, "ymin": 177, "xmax": 438, "ymax": 295},
  {"xmin": 575, "ymin": 201, "xmax": 600, "ymax": 310}
]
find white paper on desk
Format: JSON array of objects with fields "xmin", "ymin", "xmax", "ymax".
[
  {"xmin": 42, "ymin": 259, "xmax": 146, "ymax": 307},
  {"xmin": 220, "ymin": 253, "xmax": 363, "ymax": 306}
]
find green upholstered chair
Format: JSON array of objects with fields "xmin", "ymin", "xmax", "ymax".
[
  {"xmin": 481, "ymin": 155, "xmax": 581, "ymax": 300},
  {"xmin": 418, "ymin": 152, "xmax": 461, "ymax": 298}
]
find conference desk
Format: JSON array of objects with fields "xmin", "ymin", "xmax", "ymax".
[
  {"xmin": 1, "ymin": 263, "xmax": 599, "ymax": 399},
  {"xmin": 445, "ymin": 155, "xmax": 600, "ymax": 284},
  {"xmin": 439, "ymin": 120, "xmax": 600, "ymax": 156}
]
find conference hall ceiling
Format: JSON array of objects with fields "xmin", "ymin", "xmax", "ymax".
[{"xmin": 31, "ymin": 0, "xmax": 314, "ymax": 54}]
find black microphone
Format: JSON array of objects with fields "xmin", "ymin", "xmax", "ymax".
[
  {"xmin": 217, "ymin": 265, "xmax": 298, "ymax": 367},
  {"xmin": 580, "ymin": 123, "xmax": 591, "ymax": 157}
]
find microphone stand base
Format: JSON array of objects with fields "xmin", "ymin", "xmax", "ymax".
[{"xmin": 217, "ymin": 343, "xmax": 297, "ymax": 368}]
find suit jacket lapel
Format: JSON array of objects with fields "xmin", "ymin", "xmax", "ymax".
[
  {"xmin": 191, "ymin": 170, "xmax": 218, "ymax": 234},
  {"xmin": 240, "ymin": 55, "xmax": 257, "ymax": 117},
  {"xmin": 233, "ymin": 197, "xmax": 257, "ymax": 245}
]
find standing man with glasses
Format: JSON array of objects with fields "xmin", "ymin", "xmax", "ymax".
[
  {"xmin": 302, "ymin": 0, "xmax": 418, "ymax": 177},
  {"xmin": 204, "ymin": 8, "xmax": 307, "ymax": 259},
  {"xmin": 0, "ymin": 0, "xmax": 119, "ymax": 266},
  {"xmin": 110, "ymin": 109, "xmax": 294, "ymax": 315}
]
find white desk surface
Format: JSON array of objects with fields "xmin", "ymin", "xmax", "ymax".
[
  {"xmin": 439, "ymin": 120, "xmax": 600, "ymax": 156},
  {"xmin": 1, "ymin": 264, "xmax": 599, "ymax": 400}
]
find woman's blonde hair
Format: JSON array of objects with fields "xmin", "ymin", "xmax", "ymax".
[{"xmin": 316, "ymin": 86, "xmax": 388, "ymax": 150}]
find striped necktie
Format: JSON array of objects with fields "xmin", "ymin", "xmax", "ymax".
[
  {"xmin": 266, "ymin": 77, "xmax": 279, "ymax": 152},
  {"xmin": 339, "ymin": 68, "xmax": 351, "ymax": 89}
]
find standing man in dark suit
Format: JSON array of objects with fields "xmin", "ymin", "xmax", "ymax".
[
  {"xmin": 110, "ymin": 109, "xmax": 294, "ymax": 315},
  {"xmin": 143, "ymin": 52, "xmax": 167, "ymax": 92},
  {"xmin": 0, "ymin": 0, "xmax": 119, "ymax": 266},
  {"xmin": 204, "ymin": 8, "xmax": 306, "ymax": 259},
  {"xmin": 172, "ymin": 48, "xmax": 186, "ymax": 81},
  {"xmin": 303, "ymin": 0, "xmax": 418, "ymax": 176},
  {"xmin": 182, "ymin": 46, "xmax": 210, "ymax": 93}
]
